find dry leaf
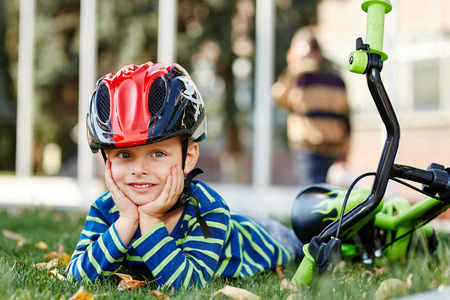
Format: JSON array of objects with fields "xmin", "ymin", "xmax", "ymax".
[
  {"xmin": 57, "ymin": 254, "xmax": 72, "ymax": 268},
  {"xmin": 115, "ymin": 273, "xmax": 147, "ymax": 291},
  {"xmin": 2, "ymin": 229, "xmax": 29, "ymax": 247},
  {"xmin": 405, "ymin": 273, "xmax": 413, "ymax": 289},
  {"xmin": 49, "ymin": 268, "xmax": 67, "ymax": 281},
  {"xmin": 275, "ymin": 263, "xmax": 285, "ymax": 279},
  {"xmin": 68, "ymin": 286, "xmax": 108, "ymax": 300},
  {"xmin": 280, "ymin": 279, "xmax": 298, "ymax": 292},
  {"xmin": 151, "ymin": 290, "xmax": 170, "ymax": 299},
  {"xmin": 69, "ymin": 286, "xmax": 95, "ymax": 300},
  {"xmin": 213, "ymin": 285, "xmax": 260, "ymax": 300},
  {"xmin": 374, "ymin": 267, "xmax": 387, "ymax": 276},
  {"xmin": 43, "ymin": 244, "xmax": 71, "ymax": 267},
  {"xmin": 35, "ymin": 258, "xmax": 59, "ymax": 270},
  {"xmin": 36, "ymin": 241, "xmax": 48, "ymax": 250},
  {"xmin": 375, "ymin": 278, "xmax": 408, "ymax": 300}
]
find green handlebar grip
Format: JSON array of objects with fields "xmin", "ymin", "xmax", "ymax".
[
  {"xmin": 361, "ymin": 0, "xmax": 392, "ymax": 61},
  {"xmin": 290, "ymin": 244, "xmax": 318, "ymax": 287},
  {"xmin": 348, "ymin": 50, "xmax": 368, "ymax": 74}
]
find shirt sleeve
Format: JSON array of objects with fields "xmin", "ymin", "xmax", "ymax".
[
  {"xmin": 66, "ymin": 198, "xmax": 131, "ymax": 282},
  {"xmin": 132, "ymin": 205, "xmax": 230, "ymax": 289}
]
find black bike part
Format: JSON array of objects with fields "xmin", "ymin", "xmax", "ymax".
[
  {"xmin": 291, "ymin": 185, "xmax": 340, "ymax": 244},
  {"xmin": 391, "ymin": 163, "xmax": 450, "ymax": 201},
  {"xmin": 423, "ymin": 163, "xmax": 450, "ymax": 200},
  {"xmin": 308, "ymin": 236, "xmax": 342, "ymax": 274},
  {"xmin": 390, "ymin": 164, "xmax": 433, "ymax": 185},
  {"xmin": 317, "ymin": 56, "xmax": 400, "ymax": 244}
]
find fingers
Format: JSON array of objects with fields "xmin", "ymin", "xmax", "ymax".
[{"xmin": 161, "ymin": 165, "xmax": 184, "ymax": 206}]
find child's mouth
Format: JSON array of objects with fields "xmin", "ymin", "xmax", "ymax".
[{"xmin": 132, "ymin": 183, "xmax": 151, "ymax": 188}]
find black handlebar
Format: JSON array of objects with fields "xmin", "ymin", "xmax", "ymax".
[{"xmin": 317, "ymin": 55, "xmax": 400, "ymax": 243}]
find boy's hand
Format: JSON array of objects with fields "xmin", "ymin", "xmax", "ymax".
[
  {"xmin": 105, "ymin": 159, "xmax": 139, "ymax": 245},
  {"xmin": 138, "ymin": 165, "xmax": 184, "ymax": 232}
]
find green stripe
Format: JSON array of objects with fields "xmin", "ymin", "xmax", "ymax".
[
  {"xmin": 76, "ymin": 256, "xmax": 90, "ymax": 282},
  {"xmin": 196, "ymin": 183, "xmax": 216, "ymax": 203},
  {"xmin": 101, "ymin": 192, "xmax": 111, "ymax": 201},
  {"xmin": 141, "ymin": 236, "xmax": 173, "ymax": 262},
  {"xmin": 243, "ymin": 250, "xmax": 264, "ymax": 272},
  {"xmin": 189, "ymin": 261, "xmax": 207, "ymax": 286},
  {"xmin": 126, "ymin": 254, "xmax": 143, "ymax": 262},
  {"xmin": 166, "ymin": 260, "xmax": 187, "ymax": 287},
  {"xmin": 183, "ymin": 263, "xmax": 194, "ymax": 288},
  {"xmin": 205, "ymin": 221, "xmax": 228, "ymax": 232},
  {"xmin": 98, "ymin": 237, "xmax": 118, "ymax": 264},
  {"xmin": 109, "ymin": 205, "xmax": 118, "ymax": 214},
  {"xmin": 241, "ymin": 221, "xmax": 275, "ymax": 253},
  {"xmin": 233, "ymin": 233, "xmax": 244, "ymax": 277},
  {"xmin": 86, "ymin": 215, "xmax": 107, "ymax": 226},
  {"xmin": 187, "ymin": 207, "xmax": 229, "ymax": 228},
  {"xmin": 152, "ymin": 249, "xmax": 180, "ymax": 275},
  {"xmin": 182, "ymin": 253, "xmax": 215, "ymax": 276},
  {"xmin": 182, "ymin": 247, "xmax": 220, "ymax": 262},
  {"xmin": 81, "ymin": 229, "xmax": 98, "ymax": 237},
  {"xmin": 110, "ymin": 226, "xmax": 128, "ymax": 253},
  {"xmin": 242, "ymin": 262, "xmax": 254, "ymax": 276},
  {"xmin": 86, "ymin": 244, "xmax": 103, "ymax": 275},
  {"xmin": 183, "ymin": 235, "xmax": 223, "ymax": 245},
  {"xmin": 233, "ymin": 222, "xmax": 272, "ymax": 266},
  {"xmin": 242, "ymin": 221, "xmax": 292, "ymax": 262},
  {"xmin": 133, "ymin": 222, "xmax": 164, "ymax": 248}
]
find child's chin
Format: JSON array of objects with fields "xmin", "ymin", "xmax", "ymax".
[{"xmin": 130, "ymin": 197, "xmax": 155, "ymax": 206}]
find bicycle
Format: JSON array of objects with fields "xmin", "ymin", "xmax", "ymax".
[{"xmin": 289, "ymin": 0, "xmax": 450, "ymax": 288}]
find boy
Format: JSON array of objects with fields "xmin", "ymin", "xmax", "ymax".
[{"xmin": 67, "ymin": 62, "xmax": 303, "ymax": 290}]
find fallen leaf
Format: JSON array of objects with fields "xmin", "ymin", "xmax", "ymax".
[
  {"xmin": 115, "ymin": 273, "xmax": 147, "ymax": 291},
  {"xmin": 43, "ymin": 244, "xmax": 71, "ymax": 267},
  {"xmin": 374, "ymin": 267, "xmax": 387, "ymax": 276},
  {"xmin": 275, "ymin": 263, "xmax": 285, "ymax": 279},
  {"xmin": 406, "ymin": 273, "xmax": 413, "ymax": 289},
  {"xmin": 280, "ymin": 279, "xmax": 298, "ymax": 292},
  {"xmin": 68, "ymin": 286, "xmax": 95, "ymax": 300},
  {"xmin": 375, "ymin": 278, "xmax": 408, "ymax": 300},
  {"xmin": 49, "ymin": 268, "xmax": 67, "ymax": 281},
  {"xmin": 68, "ymin": 286, "xmax": 108, "ymax": 300},
  {"xmin": 36, "ymin": 241, "xmax": 48, "ymax": 250},
  {"xmin": 35, "ymin": 258, "xmax": 59, "ymax": 270},
  {"xmin": 213, "ymin": 285, "xmax": 260, "ymax": 300},
  {"xmin": 57, "ymin": 254, "xmax": 72, "ymax": 268},
  {"xmin": 151, "ymin": 290, "xmax": 170, "ymax": 299},
  {"xmin": 2, "ymin": 229, "xmax": 30, "ymax": 247}
]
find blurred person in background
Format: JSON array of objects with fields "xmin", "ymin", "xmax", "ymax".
[{"xmin": 272, "ymin": 26, "xmax": 350, "ymax": 187}]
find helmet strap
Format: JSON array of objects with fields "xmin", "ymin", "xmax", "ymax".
[
  {"xmin": 181, "ymin": 138, "xmax": 189, "ymax": 171},
  {"xmin": 101, "ymin": 149, "xmax": 107, "ymax": 164}
]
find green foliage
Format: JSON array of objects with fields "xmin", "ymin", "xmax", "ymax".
[{"xmin": 2, "ymin": 208, "xmax": 450, "ymax": 299}]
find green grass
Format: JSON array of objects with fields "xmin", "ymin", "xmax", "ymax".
[{"xmin": 1, "ymin": 207, "xmax": 450, "ymax": 299}]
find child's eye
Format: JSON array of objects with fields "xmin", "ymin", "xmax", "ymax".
[
  {"xmin": 152, "ymin": 151, "xmax": 165, "ymax": 158},
  {"xmin": 118, "ymin": 152, "xmax": 132, "ymax": 159}
]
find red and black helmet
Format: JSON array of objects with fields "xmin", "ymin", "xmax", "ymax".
[{"xmin": 87, "ymin": 62, "xmax": 207, "ymax": 153}]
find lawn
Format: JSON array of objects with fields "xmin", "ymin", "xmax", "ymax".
[{"xmin": 1, "ymin": 207, "xmax": 450, "ymax": 299}]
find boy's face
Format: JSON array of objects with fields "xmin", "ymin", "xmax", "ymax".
[{"xmin": 106, "ymin": 137, "xmax": 184, "ymax": 206}]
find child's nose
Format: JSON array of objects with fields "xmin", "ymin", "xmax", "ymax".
[{"xmin": 130, "ymin": 160, "xmax": 149, "ymax": 176}]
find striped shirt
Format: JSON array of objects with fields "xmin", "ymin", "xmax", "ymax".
[{"xmin": 66, "ymin": 180, "xmax": 292, "ymax": 289}]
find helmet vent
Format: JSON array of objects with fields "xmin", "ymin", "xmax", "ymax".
[
  {"xmin": 148, "ymin": 77, "xmax": 166, "ymax": 115},
  {"xmin": 97, "ymin": 83, "xmax": 110, "ymax": 123}
]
